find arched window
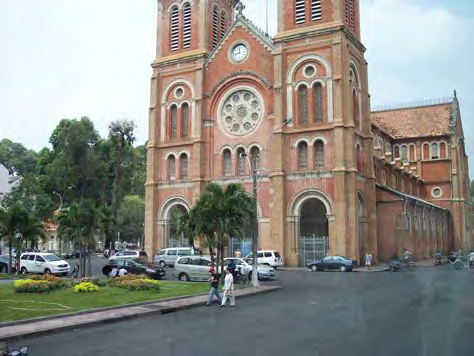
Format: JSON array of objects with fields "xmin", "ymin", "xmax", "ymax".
[
  {"xmin": 422, "ymin": 143, "xmax": 430, "ymax": 160},
  {"xmin": 352, "ymin": 89, "xmax": 359, "ymax": 129},
  {"xmin": 180, "ymin": 154, "xmax": 188, "ymax": 179},
  {"xmin": 440, "ymin": 142, "xmax": 447, "ymax": 159},
  {"xmin": 409, "ymin": 144, "xmax": 416, "ymax": 162},
  {"xmin": 212, "ymin": 5, "xmax": 220, "ymax": 48},
  {"xmin": 168, "ymin": 156, "xmax": 176, "ymax": 180},
  {"xmin": 314, "ymin": 140, "xmax": 324, "ymax": 168},
  {"xmin": 298, "ymin": 85, "xmax": 308, "ymax": 125},
  {"xmin": 401, "ymin": 145, "xmax": 408, "ymax": 163},
  {"xmin": 182, "ymin": 3, "xmax": 192, "ymax": 49},
  {"xmin": 313, "ymin": 83, "xmax": 323, "ymax": 123},
  {"xmin": 311, "ymin": 0, "xmax": 322, "ymax": 21},
  {"xmin": 394, "ymin": 145, "xmax": 400, "ymax": 159},
  {"xmin": 295, "ymin": 0, "xmax": 306, "ymax": 25},
  {"xmin": 220, "ymin": 11, "xmax": 227, "ymax": 40},
  {"xmin": 223, "ymin": 149, "xmax": 231, "ymax": 176},
  {"xmin": 250, "ymin": 147, "xmax": 260, "ymax": 172},
  {"xmin": 181, "ymin": 103, "xmax": 189, "ymax": 138},
  {"xmin": 297, "ymin": 142, "xmax": 308, "ymax": 170},
  {"xmin": 170, "ymin": 6, "xmax": 180, "ymax": 51},
  {"xmin": 237, "ymin": 148, "xmax": 246, "ymax": 176},
  {"xmin": 170, "ymin": 105, "xmax": 178, "ymax": 139},
  {"xmin": 431, "ymin": 142, "xmax": 439, "ymax": 160}
]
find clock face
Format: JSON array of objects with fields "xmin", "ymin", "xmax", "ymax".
[{"xmin": 231, "ymin": 44, "xmax": 248, "ymax": 62}]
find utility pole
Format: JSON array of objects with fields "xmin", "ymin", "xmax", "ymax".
[{"xmin": 251, "ymin": 163, "xmax": 260, "ymax": 287}]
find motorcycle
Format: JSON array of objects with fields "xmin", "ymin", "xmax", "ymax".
[
  {"xmin": 0, "ymin": 342, "xmax": 28, "ymax": 355},
  {"xmin": 434, "ymin": 253, "xmax": 442, "ymax": 265}
]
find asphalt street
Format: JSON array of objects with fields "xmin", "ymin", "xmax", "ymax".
[{"xmin": 8, "ymin": 264, "xmax": 474, "ymax": 356}]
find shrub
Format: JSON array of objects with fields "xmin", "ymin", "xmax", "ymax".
[
  {"xmin": 72, "ymin": 277, "xmax": 106, "ymax": 287},
  {"xmin": 13, "ymin": 279, "xmax": 53, "ymax": 293},
  {"xmin": 110, "ymin": 277, "xmax": 160, "ymax": 291},
  {"xmin": 74, "ymin": 282, "xmax": 100, "ymax": 293}
]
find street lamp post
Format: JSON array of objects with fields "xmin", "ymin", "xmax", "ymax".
[
  {"xmin": 240, "ymin": 118, "xmax": 293, "ymax": 287},
  {"xmin": 52, "ymin": 186, "xmax": 72, "ymax": 256}
]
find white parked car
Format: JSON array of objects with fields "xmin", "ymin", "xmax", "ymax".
[
  {"xmin": 224, "ymin": 257, "xmax": 276, "ymax": 280},
  {"xmin": 20, "ymin": 253, "xmax": 70, "ymax": 276},
  {"xmin": 109, "ymin": 250, "xmax": 148, "ymax": 262},
  {"xmin": 247, "ymin": 250, "xmax": 283, "ymax": 268}
]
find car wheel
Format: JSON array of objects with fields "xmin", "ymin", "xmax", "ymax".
[
  {"xmin": 159, "ymin": 261, "xmax": 166, "ymax": 268},
  {"xmin": 62, "ymin": 272, "xmax": 68, "ymax": 276},
  {"xmin": 20, "ymin": 267, "xmax": 28, "ymax": 274},
  {"xmin": 340, "ymin": 265, "xmax": 347, "ymax": 272},
  {"xmin": 178, "ymin": 273, "xmax": 190, "ymax": 282},
  {"xmin": 44, "ymin": 268, "xmax": 51, "ymax": 275},
  {"xmin": 311, "ymin": 265, "xmax": 317, "ymax": 272}
]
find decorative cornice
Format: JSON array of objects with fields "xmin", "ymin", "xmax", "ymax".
[
  {"xmin": 204, "ymin": 70, "xmax": 273, "ymax": 99},
  {"xmin": 152, "ymin": 49, "xmax": 207, "ymax": 67}
]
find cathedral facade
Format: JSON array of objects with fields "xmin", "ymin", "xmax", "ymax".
[{"xmin": 144, "ymin": 0, "xmax": 472, "ymax": 266}]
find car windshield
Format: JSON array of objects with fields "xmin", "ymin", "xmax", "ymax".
[
  {"xmin": 43, "ymin": 254, "xmax": 61, "ymax": 262},
  {"xmin": 242, "ymin": 258, "xmax": 253, "ymax": 264}
]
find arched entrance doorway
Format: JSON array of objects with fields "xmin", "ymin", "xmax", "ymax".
[
  {"xmin": 167, "ymin": 205, "xmax": 190, "ymax": 248},
  {"xmin": 298, "ymin": 198, "xmax": 329, "ymax": 267}
]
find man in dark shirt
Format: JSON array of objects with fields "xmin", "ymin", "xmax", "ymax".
[{"xmin": 206, "ymin": 268, "xmax": 222, "ymax": 306}]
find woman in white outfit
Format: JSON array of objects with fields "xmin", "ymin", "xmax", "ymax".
[{"xmin": 221, "ymin": 269, "xmax": 235, "ymax": 307}]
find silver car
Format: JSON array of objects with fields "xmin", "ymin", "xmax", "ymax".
[
  {"xmin": 224, "ymin": 257, "xmax": 276, "ymax": 280},
  {"xmin": 172, "ymin": 256, "xmax": 214, "ymax": 281}
]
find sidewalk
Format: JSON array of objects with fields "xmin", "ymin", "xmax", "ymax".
[{"xmin": 0, "ymin": 285, "xmax": 280, "ymax": 342}]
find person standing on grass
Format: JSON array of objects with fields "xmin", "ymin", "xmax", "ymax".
[
  {"xmin": 206, "ymin": 268, "xmax": 222, "ymax": 306},
  {"xmin": 365, "ymin": 252, "xmax": 373, "ymax": 270},
  {"xmin": 221, "ymin": 268, "xmax": 235, "ymax": 307}
]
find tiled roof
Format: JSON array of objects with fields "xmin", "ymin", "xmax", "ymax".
[{"xmin": 371, "ymin": 102, "xmax": 452, "ymax": 139}]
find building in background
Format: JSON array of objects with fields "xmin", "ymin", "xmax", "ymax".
[{"xmin": 144, "ymin": 0, "xmax": 472, "ymax": 266}]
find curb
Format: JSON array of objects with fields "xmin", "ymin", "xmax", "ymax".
[{"xmin": 0, "ymin": 286, "xmax": 281, "ymax": 342}]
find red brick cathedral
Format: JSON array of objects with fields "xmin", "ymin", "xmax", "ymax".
[{"xmin": 144, "ymin": 0, "xmax": 472, "ymax": 266}]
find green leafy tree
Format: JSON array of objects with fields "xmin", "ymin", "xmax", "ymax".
[
  {"xmin": 116, "ymin": 195, "xmax": 144, "ymax": 244},
  {"xmin": 130, "ymin": 144, "xmax": 147, "ymax": 197},
  {"xmin": 0, "ymin": 205, "xmax": 29, "ymax": 274},
  {"xmin": 0, "ymin": 139, "xmax": 38, "ymax": 175}
]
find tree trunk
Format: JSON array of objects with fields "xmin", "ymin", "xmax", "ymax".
[
  {"xmin": 8, "ymin": 237, "xmax": 13, "ymax": 275},
  {"xmin": 87, "ymin": 246, "xmax": 92, "ymax": 277}
]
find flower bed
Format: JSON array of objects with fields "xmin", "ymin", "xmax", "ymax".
[
  {"xmin": 108, "ymin": 274, "xmax": 160, "ymax": 291},
  {"xmin": 72, "ymin": 277, "xmax": 106, "ymax": 287},
  {"xmin": 74, "ymin": 282, "xmax": 100, "ymax": 293},
  {"xmin": 13, "ymin": 275, "xmax": 69, "ymax": 293}
]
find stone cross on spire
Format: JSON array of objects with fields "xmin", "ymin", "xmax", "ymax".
[{"xmin": 235, "ymin": 1, "xmax": 245, "ymax": 19}]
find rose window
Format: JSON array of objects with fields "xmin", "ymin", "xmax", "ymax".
[{"xmin": 220, "ymin": 89, "xmax": 263, "ymax": 136}]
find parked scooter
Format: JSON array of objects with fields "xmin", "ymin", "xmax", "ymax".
[
  {"xmin": 434, "ymin": 252, "xmax": 442, "ymax": 265},
  {"xmin": 0, "ymin": 342, "xmax": 28, "ymax": 355}
]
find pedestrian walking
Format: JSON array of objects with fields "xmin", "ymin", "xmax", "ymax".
[
  {"xmin": 206, "ymin": 268, "xmax": 222, "ymax": 306},
  {"xmin": 469, "ymin": 250, "xmax": 474, "ymax": 270},
  {"xmin": 365, "ymin": 252, "xmax": 373, "ymax": 270},
  {"xmin": 221, "ymin": 268, "xmax": 235, "ymax": 307}
]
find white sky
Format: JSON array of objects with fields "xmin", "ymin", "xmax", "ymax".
[{"xmin": 0, "ymin": 0, "xmax": 473, "ymax": 176}]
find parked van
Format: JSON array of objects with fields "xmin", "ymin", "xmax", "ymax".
[
  {"xmin": 19, "ymin": 253, "xmax": 70, "ymax": 276},
  {"xmin": 247, "ymin": 250, "xmax": 283, "ymax": 268},
  {"xmin": 153, "ymin": 247, "xmax": 198, "ymax": 268}
]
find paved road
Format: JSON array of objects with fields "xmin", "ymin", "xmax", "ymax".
[{"xmin": 9, "ymin": 265, "xmax": 474, "ymax": 356}]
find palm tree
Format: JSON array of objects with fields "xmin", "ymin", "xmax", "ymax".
[
  {"xmin": 0, "ymin": 205, "xmax": 29, "ymax": 274},
  {"xmin": 186, "ymin": 183, "xmax": 256, "ymax": 273}
]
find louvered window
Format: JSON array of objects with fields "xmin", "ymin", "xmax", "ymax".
[
  {"xmin": 295, "ymin": 0, "xmax": 306, "ymax": 25},
  {"xmin": 314, "ymin": 141, "xmax": 324, "ymax": 168},
  {"xmin": 170, "ymin": 105, "xmax": 178, "ymax": 139},
  {"xmin": 298, "ymin": 85, "xmax": 308, "ymax": 125},
  {"xmin": 311, "ymin": 0, "xmax": 322, "ymax": 21},
  {"xmin": 170, "ymin": 6, "xmax": 180, "ymax": 51},
  {"xmin": 212, "ymin": 5, "xmax": 220, "ymax": 48},
  {"xmin": 181, "ymin": 103, "xmax": 189, "ymax": 138},
  {"xmin": 182, "ymin": 3, "xmax": 192, "ymax": 49},
  {"xmin": 223, "ymin": 149, "xmax": 231, "ymax": 176},
  {"xmin": 344, "ymin": 0, "xmax": 355, "ymax": 31},
  {"xmin": 180, "ymin": 155, "xmax": 188, "ymax": 179},
  {"xmin": 220, "ymin": 12, "xmax": 227, "ymax": 40},
  {"xmin": 313, "ymin": 83, "xmax": 323, "ymax": 123},
  {"xmin": 298, "ymin": 142, "xmax": 308, "ymax": 170},
  {"xmin": 168, "ymin": 156, "xmax": 176, "ymax": 180}
]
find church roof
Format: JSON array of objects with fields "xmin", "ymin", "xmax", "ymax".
[{"xmin": 371, "ymin": 99, "xmax": 453, "ymax": 139}]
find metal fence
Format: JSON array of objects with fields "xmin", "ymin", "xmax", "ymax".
[
  {"xmin": 168, "ymin": 236, "xmax": 190, "ymax": 248},
  {"xmin": 229, "ymin": 237, "xmax": 253, "ymax": 257},
  {"xmin": 298, "ymin": 235, "xmax": 329, "ymax": 266}
]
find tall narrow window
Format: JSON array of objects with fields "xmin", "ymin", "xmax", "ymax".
[
  {"xmin": 409, "ymin": 144, "xmax": 416, "ymax": 161},
  {"xmin": 212, "ymin": 5, "xmax": 220, "ymax": 48},
  {"xmin": 181, "ymin": 103, "xmax": 189, "ymax": 138},
  {"xmin": 168, "ymin": 156, "xmax": 176, "ymax": 180},
  {"xmin": 311, "ymin": 0, "xmax": 322, "ymax": 21},
  {"xmin": 344, "ymin": 0, "xmax": 355, "ymax": 31},
  {"xmin": 440, "ymin": 142, "xmax": 447, "ymax": 159},
  {"xmin": 182, "ymin": 3, "xmax": 192, "ymax": 49},
  {"xmin": 298, "ymin": 85, "xmax": 308, "ymax": 125},
  {"xmin": 170, "ymin": 6, "xmax": 180, "ymax": 51},
  {"xmin": 237, "ymin": 148, "xmax": 246, "ymax": 176},
  {"xmin": 313, "ymin": 83, "xmax": 323, "ymax": 123},
  {"xmin": 353, "ymin": 89, "xmax": 359, "ymax": 129},
  {"xmin": 356, "ymin": 144, "xmax": 363, "ymax": 172},
  {"xmin": 170, "ymin": 105, "xmax": 178, "ymax": 139},
  {"xmin": 250, "ymin": 147, "xmax": 260, "ymax": 172},
  {"xmin": 295, "ymin": 0, "xmax": 306, "ymax": 24},
  {"xmin": 401, "ymin": 145, "xmax": 408, "ymax": 163},
  {"xmin": 180, "ymin": 154, "xmax": 188, "ymax": 179},
  {"xmin": 423, "ymin": 143, "xmax": 430, "ymax": 160},
  {"xmin": 220, "ymin": 12, "xmax": 227, "ymax": 40},
  {"xmin": 298, "ymin": 142, "xmax": 308, "ymax": 170},
  {"xmin": 314, "ymin": 141, "xmax": 324, "ymax": 168},
  {"xmin": 223, "ymin": 149, "xmax": 231, "ymax": 176},
  {"xmin": 431, "ymin": 142, "xmax": 439, "ymax": 160}
]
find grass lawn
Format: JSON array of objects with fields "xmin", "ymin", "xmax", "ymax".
[
  {"xmin": 0, "ymin": 273, "xmax": 11, "ymax": 280},
  {"xmin": 0, "ymin": 281, "xmax": 209, "ymax": 323}
]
